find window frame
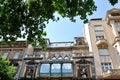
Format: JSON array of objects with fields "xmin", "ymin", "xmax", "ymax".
[
  {"xmin": 94, "ymin": 25, "xmax": 103, "ymax": 31},
  {"xmin": 94, "ymin": 25, "xmax": 105, "ymax": 41},
  {"xmin": 2, "ymin": 52, "xmax": 8, "ymax": 58},
  {"xmin": 39, "ymin": 62, "xmax": 73, "ymax": 77},
  {"xmin": 13, "ymin": 52, "xmax": 20, "ymax": 59}
]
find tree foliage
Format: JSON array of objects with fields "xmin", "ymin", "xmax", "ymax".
[
  {"xmin": 109, "ymin": 0, "xmax": 118, "ymax": 6},
  {"xmin": 0, "ymin": 55, "xmax": 16, "ymax": 80},
  {"xmin": 0, "ymin": 0, "xmax": 119, "ymax": 48}
]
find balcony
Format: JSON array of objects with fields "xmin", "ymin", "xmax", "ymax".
[
  {"xmin": 103, "ymin": 69, "xmax": 120, "ymax": 79},
  {"xmin": 113, "ymin": 37, "xmax": 120, "ymax": 46},
  {"xmin": 74, "ymin": 43, "xmax": 88, "ymax": 49},
  {"xmin": 114, "ymin": 37, "xmax": 120, "ymax": 42},
  {"xmin": 108, "ymin": 15, "xmax": 120, "ymax": 20},
  {"xmin": 96, "ymin": 39, "xmax": 108, "ymax": 47}
]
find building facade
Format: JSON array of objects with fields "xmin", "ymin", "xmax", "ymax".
[
  {"xmin": 84, "ymin": 8, "xmax": 120, "ymax": 79},
  {"xmin": 0, "ymin": 8, "xmax": 120, "ymax": 80},
  {"xmin": 0, "ymin": 38, "xmax": 95, "ymax": 80}
]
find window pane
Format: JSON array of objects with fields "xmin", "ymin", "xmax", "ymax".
[
  {"xmin": 99, "ymin": 49, "xmax": 109, "ymax": 55},
  {"xmin": 2, "ymin": 52, "xmax": 8, "ymax": 58},
  {"xmin": 95, "ymin": 31, "xmax": 104, "ymax": 36},
  {"xmin": 26, "ymin": 64, "xmax": 35, "ymax": 78},
  {"xmin": 101, "ymin": 63, "xmax": 112, "ymax": 71},
  {"xmin": 51, "ymin": 64, "xmax": 61, "ymax": 73},
  {"xmin": 58, "ymin": 56, "xmax": 62, "ymax": 61},
  {"xmin": 13, "ymin": 52, "xmax": 19, "ymax": 59},
  {"xmin": 40, "ymin": 64, "xmax": 50, "ymax": 73},
  {"xmin": 94, "ymin": 25, "xmax": 103, "ymax": 30},
  {"xmin": 52, "ymin": 57, "xmax": 56, "ymax": 61},
  {"xmin": 96, "ymin": 36, "xmax": 104, "ymax": 41},
  {"xmin": 100, "ymin": 56, "xmax": 111, "ymax": 62},
  {"xmin": 64, "ymin": 56, "xmax": 69, "ymax": 60},
  {"xmin": 62, "ymin": 63, "xmax": 72, "ymax": 73}
]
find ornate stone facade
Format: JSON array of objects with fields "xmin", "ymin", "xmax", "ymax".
[{"xmin": 0, "ymin": 8, "xmax": 120, "ymax": 80}]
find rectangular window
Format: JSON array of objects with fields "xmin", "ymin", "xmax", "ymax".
[
  {"xmin": 51, "ymin": 63, "xmax": 61, "ymax": 76},
  {"xmin": 96, "ymin": 36, "xmax": 104, "ymax": 41},
  {"xmin": 25, "ymin": 64, "xmax": 36, "ymax": 78},
  {"xmin": 99, "ymin": 49, "xmax": 109, "ymax": 55},
  {"xmin": 115, "ymin": 21, "xmax": 120, "ymax": 31},
  {"xmin": 40, "ymin": 64, "xmax": 50, "ymax": 73},
  {"xmin": 51, "ymin": 64, "xmax": 61, "ymax": 73},
  {"xmin": 40, "ymin": 63, "xmax": 50, "ymax": 76},
  {"xmin": 94, "ymin": 25, "xmax": 103, "ymax": 31},
  {"xmin": 2, "ymin": 52, "xmax": 8, "ymax": 58},
  {"xmin": 62, "ymin": 63, "xmax": 72, "ymax": 73},
  {"xmin": 101, "ymin": 63, "xmax": 112, "ymax": 71},
  {"xmin": 13, "ymin": 52, "xmax": 20, "ymax": 59},
  {"xmin": 99, "ymin": 49, "xmax": 111, "ymax": 63},
  {"xmin": 100, "ymin": 56, "xmax": 111, "ymax": 62},
  {"xmin": 39, "ymin": 62, "xmax": 73, "ymax": 77},
  {"xmin": 95, "ymin": 32, "xmax": 104, "ymax": 36},
  {"xmin": 115, "ymin": 21, "xmax": 120, "ymax": 27},
  {"xmin": 62, "ymin": 63, "xmax": 73, "ymax": 76},
  {"xmin": 94, "ymin": 25, "xmax": 105, "ymax": 41}
]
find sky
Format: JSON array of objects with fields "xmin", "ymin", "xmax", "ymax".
[{"xmin": 45, "ymin": 0, "xmax": 120, "ymax": 42}]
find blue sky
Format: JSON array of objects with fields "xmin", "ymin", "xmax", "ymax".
[{"xmin": 45, "ymin": 0, "xmax": 120, "ymax": 42}]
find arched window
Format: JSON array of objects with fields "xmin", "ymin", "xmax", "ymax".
[
  {"xmin": 52, "ymin": 56, "xmax": 56, "ymax": 61},
  {"xmin": 64, "ymin": 56, "xmax": 69, "ymax": 60},
  {"xmin": 58, "ymin": 56, "xmax": 62, "ymax": 61}
]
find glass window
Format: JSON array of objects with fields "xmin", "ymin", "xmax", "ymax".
[
  {"xmin": 52, "ymin": 56, "xmax": 56, "ymax": 61},
  {"xmin": 100, "ymin": 56, "xmax": 111, "ymax": 62},
  {"xmin": 101, "ymin": 63, "xmax": 112, "ymax": 71},
  {"xmin": 99, "ymin": 49, "xmax": 109, "ymax": 55},
  {"xmin": 13, "ymin": 52, "xmax": 19, "ymax": 59},
  {"xmin": 62, "ymin": 63, "xmax": 72, "ymax": 73},
  {"xmin": 2, "ymin": 52, "xmax": 8, "ymax": 58},
  {"xmin": 115, "ymin": 21, "xmax": 120, "ymax": 27},
  {"xmin": 95, "ymin": 31, "xmax": 104, "ymax": 36},
  {"xmin": 96, "ymin": 36, "xmax": 104, "ymax": 41},
  {"xmin": 40, "ymin": 64, "xmax": 50, "ymax": 73},
  {"xmin": 58, "ymin": 56, "xmax": 62, "ymax": 61},
  {"xmin": 39, "ymin": 62, "xmax": 73, "ymax": 77},
  {"xmin": 64, "ymin": 56, "xmax": 69, "ymax": 60},
  {"xmin": 94, "ymin": 25, "xmax": 103, "ymax": 30},
  {"xmin": 51, "ymin": 63, "xmax": 61, "ymax": 73},
  {"xmin": 25, "ymin": 64, "xmax": 36, "ymax": 78}
]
